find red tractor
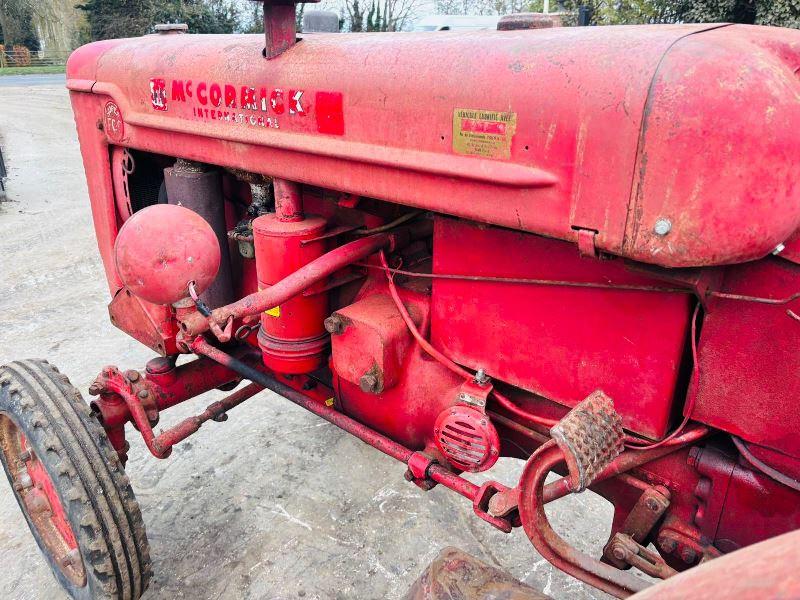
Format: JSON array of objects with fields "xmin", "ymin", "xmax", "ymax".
[{"xmin": 2, "ymin": 4, "xmax": 799, "ymax": 598}]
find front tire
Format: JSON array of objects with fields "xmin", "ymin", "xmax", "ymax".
[{"xmin": 0, "ymin": 360, "xmax": 151, "ymax": 599}]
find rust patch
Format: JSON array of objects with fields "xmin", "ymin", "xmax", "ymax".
[{"xmin": 402, "ymin": 547, "xmax": 550, "ymax": 600}]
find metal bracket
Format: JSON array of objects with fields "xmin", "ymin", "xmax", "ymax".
[
  {"xmin": 89, "ymin": 367, "xmax": 160, "ymax": 425},
  {"xmin": 404, "ymin": 452, "xmax": 437, "ymax": 491},
  {"xmin": 473, "ymin": 481, "xmax": 515, "ymax": 533},
  {"xmin": 603, "ymin": 485, "xmax": 671, "ymax": 568},
  {"xmin": 575, "ymin": 227, "xmax": 599, "ymax": 258},
  {"xmin": 487, "ymin": 486, "xmax": 520, "ymax": 518},
  {"xmin": 456, "ymin": 379, "xmax": 492, "ymax": 410},
  {"xmin": 606, "ymin": 533, "xmax": 678, "ymax": 580}
]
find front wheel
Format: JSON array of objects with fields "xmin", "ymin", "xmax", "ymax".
[{"xmin": 0, "ymin": 360, "xmax": 151, "ymax": 599}]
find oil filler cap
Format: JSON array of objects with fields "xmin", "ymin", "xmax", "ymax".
[
  {"xmin": 155, "ymin": 23, "xmax": 188, "ymax": 34},
  {"xmin": 497, "ymin": 13, "xmax": 556, "ymax": 30}
]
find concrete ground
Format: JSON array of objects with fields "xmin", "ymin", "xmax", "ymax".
[{"xmin": 0, "ymin": 82, "xmax": 615, "ymax": 600}]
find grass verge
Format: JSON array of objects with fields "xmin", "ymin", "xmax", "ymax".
[{"xmin": 0, "ymin": 65, "xmax": 66, "ymax": 76}]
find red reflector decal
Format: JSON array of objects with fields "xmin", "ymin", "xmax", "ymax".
[{"xmin": 315, "ymin": 91, "xmax": 344, "ymax": 135}]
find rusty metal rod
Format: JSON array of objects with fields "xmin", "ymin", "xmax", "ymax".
[
  {"xmin": 361, "ymin": 262, "xmax": 693, "ymax": 295},
  {"xmin": 519, "ymin": 442, "xmax": 651, "ymax": 597},
  {"xmin": 181, "ymin": 221, "xmax": 432, "ymax": 337},
  {"xmin": 192, "ymin": 337, "xmax": 416, "ymax": 461},
  {"xmin": 363, "ymin": 262, "xmax": 800, "ymax": 306},
  {"xmin": 273, "ymin": 178, "xmax": 303, "ymax": 221},
  {"xmin": 489, "ymin": 409, "xmax": 682, "ymax": 501},
  {"xmin": 427, "ymin": 465, "xmax": 479, "ymax": 500},
  {"xmin": 190, "ymin": 337, "xmax": 491, "ymax": 503},
  {"xmin": 103, "ymin": 377, "xmax": 264, "ymax": 459},
  {"xmin": 153, "ymin": 382, "xmax": 263, "ymax": 451}
]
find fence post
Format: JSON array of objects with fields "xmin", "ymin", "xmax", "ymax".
[{"xmin": 0, "ymin": 146, "xmax": 6, "ymax": 201}]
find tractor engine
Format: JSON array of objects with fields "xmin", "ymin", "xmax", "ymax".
[{"xmin": 2, "ymin": 6, "xmax": 798, "ymax": 599}]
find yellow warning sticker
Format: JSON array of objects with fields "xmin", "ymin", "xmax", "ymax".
[
  {"xmin": 265, "ymin": 305, "xmax": 281, "ymax": 318},
  {"xmin": 452, "ymin": 108, "xmax": 517, "ymax": 159},
  {"xmin": 325, "ymin": 398, "xmax": 335, "ymax": 407}
]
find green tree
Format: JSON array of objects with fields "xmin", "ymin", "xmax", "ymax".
[
  {"xmin": 757, "ymin": 0, "xmax": 800, "ymax": 28},
  {"xmin": 77, "ymin": 0, "xmax": 156, "ymax": 39},
  {"xmin": 78, "ymin": 0, "xmax": 239, "ymax": 40},
  {"xmin": 0, "ymin": 0, "xmax": 39, "ymax": 49},
  {"xmin": 558, "ymin": 0, "xmax": 798, "ymax": 28},
  {"xmin": 152, "ymin": 0, "xmax": 239, "ymax": 34}
]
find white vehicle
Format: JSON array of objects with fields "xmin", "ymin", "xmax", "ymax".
[{"xmin": 412, "ymin": 15, "xmax": 501, "ymax": 31}]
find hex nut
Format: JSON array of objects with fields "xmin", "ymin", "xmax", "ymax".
[
  {"xmin": 611, "ymin": 544, "xmax": 628, "ymax": 561},
  {"xmin": 324, "ymin": 315, "xmax": 347, "ymax": 335},
  {"xmin": 658, "ymin": 536, "xmax": 677, "ymax": 553},
  {"xmin": 359, "ymin": 373, "xmax": 380, "ymax": 394}
]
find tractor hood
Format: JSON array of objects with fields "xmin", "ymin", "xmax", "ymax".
[{"xmin": 67, "ymin": 24, "xmax": 800, "ymax": 268}]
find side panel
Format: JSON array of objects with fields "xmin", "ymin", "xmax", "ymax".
[
  {"xmin": 691, "ymin": 258, "xmax": 800, "ymax": 459},
  {"xmin": 430, "ymin": 218, "xmax": 691, "ymax": 439},
  {"xmin": 65, "ymin": 26, "xmax": 681, "ymax": 258},
  {"xmin": 68, "ymin": 91, "xmax": 121, "ymax": 292}
]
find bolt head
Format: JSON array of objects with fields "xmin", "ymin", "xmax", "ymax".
[
  {"xmin": 611, "ymin": 545, "xmax": 627, "ymax": 561},
  {"xmin": 26, "ymin": 489, "xmax": 52, "ymax": 515},
  {"xmin": 137, "ymin": 389, "xmax": 149, "ymax": 399},
  {"xmin": 125, "ymin": 370, "xmax": 140, "ymax": 382},
  {"xmin": 658, "ymin": 536, "xmax": 677, "ymax": 553},
  {"xmin": 654, "ymin": 218, "xmax": 672, "ymax": 236},
  {"xmin": 359, "ymin": 373, "xmax": 380, "ymax": 394},
  {"xmin": 16, "ymin": 472, "xmax": 33, "ymax": 490},
  {"xmin": 60, "ymin": 549, "xmax": 80, "ymax": 568},
  {"xmin": 646, "ymin": 498, "xmax": 660, "ymax": 512},
  {"xmin": 324, "ymin": 315, "xmax": 346, "ymax": 335}
]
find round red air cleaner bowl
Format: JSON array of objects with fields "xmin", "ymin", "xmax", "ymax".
[
  {"xmin": 114, "ymin": 204, "xmax": 221, "ymax": 305},
  {"xmin": 253, "ymin": 213, "xmax": 329, "ymax": 374},
  {"xmin": 434, "ymin": 405, "xmax": 500, "ymax": 473}
]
